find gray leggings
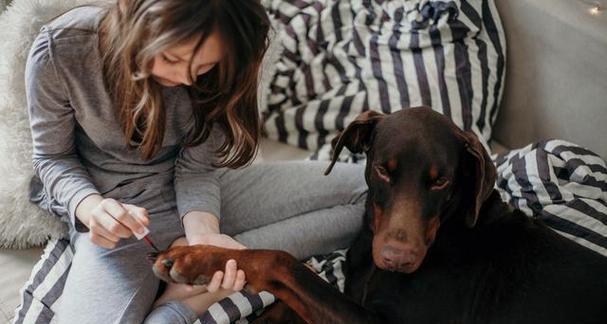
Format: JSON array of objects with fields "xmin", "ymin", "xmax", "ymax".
[{"xmin": 53, "ymin": 161, "xmax": 367, "ymax": 323}]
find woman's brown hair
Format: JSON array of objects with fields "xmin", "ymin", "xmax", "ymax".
[{"xmin": 99, "ymin": 0, "xmax": 270, "ymax": 168}]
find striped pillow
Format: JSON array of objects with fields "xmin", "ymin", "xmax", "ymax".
[{"xmin": 260, "ymin": 0, "xmax": 506, "ymax": 159}]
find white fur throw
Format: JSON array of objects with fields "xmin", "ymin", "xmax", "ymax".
[
  {"xmin": 0, "ymin": 0, "xmax": 282, "ymax": 248},
  {"xmin": 0, "ymin": 0, "xmax": 98, "ymax": 248}
]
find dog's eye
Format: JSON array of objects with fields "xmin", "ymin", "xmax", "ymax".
[
  {"xmin": 431, "ymin": 177, "xmax": 449, "ymax": 190},
  {"xmin": 374, "ymin": 164, "xmax": 391, "ymax": 183}
]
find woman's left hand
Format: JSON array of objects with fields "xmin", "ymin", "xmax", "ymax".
[
  {"xmin": 204, "ymin": 259, "xmax": 247, "ymax": 293},
  {"xmin": 153, "ymin": 238, "xmax": 246, "ymax": 310}
]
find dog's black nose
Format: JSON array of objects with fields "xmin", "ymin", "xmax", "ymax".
[{"xmin": 161, "ymin": 258, "xmax": 174, "ymax": 269}]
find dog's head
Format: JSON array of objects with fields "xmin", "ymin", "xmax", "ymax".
[{"xmin": 325, "ymin": 107, "xmax": 496, "ymax": 273}]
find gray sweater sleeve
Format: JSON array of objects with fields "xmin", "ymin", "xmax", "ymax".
[
  {"xmin": 174, "ymin": 126, "xmax": 227, "ymax": 221},
  {"xmin": 25, "ymin": 31, "xmax": 100, "ymax": 231}
]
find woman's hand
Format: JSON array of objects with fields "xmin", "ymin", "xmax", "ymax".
[
  {"xmin": 182, "ymin": 211, "xmax": 246, "ymax": 250},
  {"xmin": 154, "ymin": 259, "xmax": 247, "ymax": 313},
  {"xmin": 187, "ymin": 233, "xmax": 246, "ymax": 250},
  {"xmin": 153, "ymin": 238, "xmax": 246, "ymax": 314},
  {"xmin": 205, "ymin": 259, "xmax": 247, "ymax": 293},
  {"xmin": 76, "ymin": 194, "xmax": 150, "ymax": 249}
]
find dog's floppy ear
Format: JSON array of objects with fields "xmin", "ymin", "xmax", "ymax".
[
  {"xmin": 324, "ymin": 110, "xmax": 384, "ymax": 175},
  {"xmin": 456, "ymin": 130, "xmax": 497, "ymax": 227}
]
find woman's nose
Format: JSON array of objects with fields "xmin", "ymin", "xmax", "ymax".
[
  {"xmin": 175, "ymin": 68, "xmax": 193, "ymax": 86},
  {"xmin": 179, "ymin": 71, "xmax": 193, "ymax": 86}
]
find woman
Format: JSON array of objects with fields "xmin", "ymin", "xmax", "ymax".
[{"xmin": 25, "ymin": 0, "xmax": 366, "ymax": 322}]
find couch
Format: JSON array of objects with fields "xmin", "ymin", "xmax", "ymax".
[{"xmin": 1, "ymin": 0, "xmax": 605, "ymax": 322}]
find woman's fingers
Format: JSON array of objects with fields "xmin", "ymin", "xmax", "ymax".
[
  {"xmin": 221, "ymin": 259, "xmax": 237, "ymax": 289},
  {"xmin": 89, "ymin": 218, "xmax": 120, "ymax": 242},
  {"xmin": 233, "ymin": 270, "xmax": 246, "ymax": 291},
  {"xmin": 220, "ymin": 260, "xmax": 246, "ymax": 291},
  {"xmin": 102, "ymin": 199, "xmax": 146, "ymax": 236},
  {"xmin": 94, "ymin": 208, "xmax": 131, "ymax": 239},
  {"xmin": 89, "ymin": 230, "xmax": 118, "ymax": 249},
  {"xmin": 123, "ymin": 204, "xmax": 150, "ymax": 227},
  {"xmin": 206, "ymin": 271, "xmax": 224, "ymax": 293},
  {"xmin": 86, "ymin": 198, "xmax": 152, "ymax": 248}
]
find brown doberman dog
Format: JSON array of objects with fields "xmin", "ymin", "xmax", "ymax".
[{"xmin": 151, "ymin": 107, "xmax": 607, "ymax": 323}]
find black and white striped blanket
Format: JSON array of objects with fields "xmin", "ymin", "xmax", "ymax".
[{"xmin": 13, "ymin": 140, "xmax": 607, "ymax": 323}]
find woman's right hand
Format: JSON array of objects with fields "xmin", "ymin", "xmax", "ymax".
[
  {"xmin": 187, "ymin": 233, "xmax": 247, "ymax": 250},
  {"xmin": 182, "ymin": 211, "xmax": 247, "ymax": 250},
  {"xmin": 76, "ymin": 194, "xmax": 150, "ymax": 249}
]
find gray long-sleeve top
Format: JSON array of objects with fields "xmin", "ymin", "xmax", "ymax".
[{"xmin": 26, "ymin": 6, "xmax": 224, "ymax": 231}]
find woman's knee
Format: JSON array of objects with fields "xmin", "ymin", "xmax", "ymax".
[{"xmin": 329, "ymin": 162, "xmax": 367, "ymax": 204}]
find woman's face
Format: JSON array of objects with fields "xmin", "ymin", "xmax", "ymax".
[{"xmin": 150, "ymin": 32, "xmax": 223, "ymax": 87}]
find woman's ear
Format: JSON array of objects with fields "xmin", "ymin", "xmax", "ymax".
[{"xmin": 324, "ymin": 110, "xmax": 384, "ymax": 175}]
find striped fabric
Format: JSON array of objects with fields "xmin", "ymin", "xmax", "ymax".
[
  {"xmin": 260, "ymin": 0, "xmax": 506, "ymax": 160},
  {"xmin": 494, "ymin": 140, "xmax": 607, "ymax": 257}
]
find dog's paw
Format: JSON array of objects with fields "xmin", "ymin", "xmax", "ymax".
[{"xmin": 150, "ymin": 245, "xmax": 232, "ymax": 285}]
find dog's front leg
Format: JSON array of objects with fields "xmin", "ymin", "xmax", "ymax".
[{"xmin": 152, "ymin": 245, "xmax": 381, "ymax": 324}]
